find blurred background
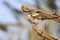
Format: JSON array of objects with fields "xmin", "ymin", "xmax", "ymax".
[{"xmin": 0, "ymin": 0, "xmax": 60, "ymax": 40}]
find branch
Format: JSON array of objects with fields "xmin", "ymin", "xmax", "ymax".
[
  {"xmin": 33, "ymin": 25, "xmax": 58, "ymax": 40},
  {"xmin": 22, "ymin": 5, "xmax": 60, "ymax": 23}
]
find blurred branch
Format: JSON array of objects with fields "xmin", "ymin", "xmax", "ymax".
[
  {"xmin": 0, "ymin": 24, "xmax": 7, "ymax": 32},
  {"xmin": 49, "ymin": 0, "xmax": 57, "ymax": 10}
]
